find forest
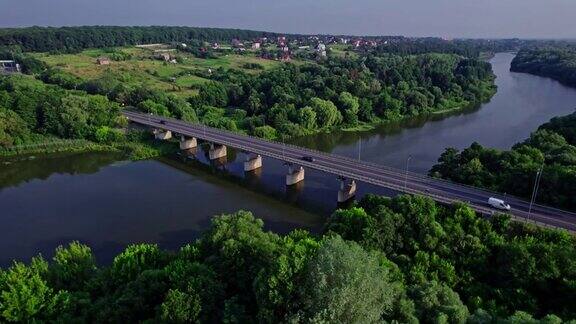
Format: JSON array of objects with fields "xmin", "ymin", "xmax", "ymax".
[
  {"xmin": 0, "ymin": 195, "xmax": 574, "ymax": 323},
  {"xmin": 0, "ymin": 26, "xmax": 280, "ymax": 53},
  {"xmin": 0, "ymin": 74, "xmax": 180, "ymax": 158},
  {"xmin": 430, "ymin": 112, "xmax": 576, "ymax": 211},
  {"xmin": 511, "ymin": 46, "xmax": 576, "ymax": 88},
  {"xmin": 31, "ymin": 52, "xmax": 496, "ymax": 140},
  {"xmin": 0, "ymin": 40, "xmax": 496, "ymax": 152},
  {"xmin": 369, "ymin": 38, "xmax": 523, "ymax": 58}
]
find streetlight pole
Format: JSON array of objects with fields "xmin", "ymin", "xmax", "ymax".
[
  {"xmin": 358, "ymin": 137, "xmax": 361, "ymax": 161},
  {"xmin": 404, "ymin": 155, "xmax": 412, "ymax": 190},
  {"xmin": 528, "ymin": 165, "xmax": 544, "ymax": 220}
]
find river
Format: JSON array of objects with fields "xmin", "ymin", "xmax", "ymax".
[{"xmin": 1, "ymin": 53, "xmax": 575, "ymax": 266}]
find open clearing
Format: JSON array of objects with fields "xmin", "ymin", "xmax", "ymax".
[{"xmin": 33, "ymin": 46, "xmax": 292, "ymax": 98}]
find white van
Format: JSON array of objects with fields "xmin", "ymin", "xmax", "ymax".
[{"xmin": 488, "ymin": 197, "xmax": 511, "ymax": 211}]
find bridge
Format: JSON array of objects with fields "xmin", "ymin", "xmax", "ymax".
[{"xmin": 123, "ymin": 110, "xmax": 576, "ymax": 232}]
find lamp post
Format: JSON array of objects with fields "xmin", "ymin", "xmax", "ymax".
[
  {"xmin": 358, "ymin": 137, "xmax": 362, "ymax": 161},
  {"xmin": 528, "ymin": 165, "xmax": 544, "ymax": 220},
  {"xmin": 404, "ymin": 155, "xmax": 412, "ymax": 190}
]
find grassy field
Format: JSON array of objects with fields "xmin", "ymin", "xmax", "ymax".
[
  {"xmin": 33, "ymin": 46, "xmax": 290, "ymax": 98},
  {"xmin": 328, "ymin": 44, "xmax": 358, "ymax": 59}
]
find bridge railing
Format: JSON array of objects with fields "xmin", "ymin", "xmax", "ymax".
[
  {"xmin": 196, "ymin": 119, "xmax": 576, "ymax": 217},
  {"xmin": 124, "ymin": 110, "xmax": 576, "ymax": 218}
]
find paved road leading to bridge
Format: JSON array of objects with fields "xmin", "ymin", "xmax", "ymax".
[{"xmin": 123, "ymin": 110, "xmax": 576, "ymax": 231}]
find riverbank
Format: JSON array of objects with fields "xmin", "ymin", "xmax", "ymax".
[
  {"xmin": 0, "ymin": 91, "xmax": 497, "ymax": 162},
  {"xmin": 0, "ymin": 133, "xmax": 180, "ymax": 162}
]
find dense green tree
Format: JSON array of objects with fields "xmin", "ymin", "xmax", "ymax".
[
  {"xmin": 253, "ymin": 125, "xmax": 277, "ymax": 140},
  {"xmin": 199, "ymin": 211, "xmax": 281, "ymax": 316},
  {"xmin": 297, "ymin": 106, "xmax": 317, "ymax": 130},
  {"xmin": 159, "ymin": 289, "xmax": 202, "ymax": 323},
  {"xmin": 324, "ymin": 207, "xmax": 371, "ymax": 242},
  {"xmin": 111, "ymin": 244, "xmax": 167, "ymax": 283},
  {"xmin": 0, "ymin": 108, "xmax": 29, "ymax": 147},
  {"xmin": 0, "ymin": 257, "xmax": 59, "ymax": 322},
  {"xmin": 48, "ymin": 241, "xmax": 96, "ymax": 292},
  {"xmin": 338, "ymin": 91, "xmax": 360, "ymax": 125},
  {"xmin": 409, "ymin": 281, "xmax": 469, "ymax": 324},
  {"xmin": 199, "ymin": 82, "xmax": 228, "ymax": 108},
  {"xmin": 253, "ymin": 230, "xmax": 320, "ymax": 322},
  {"xmin": 138, "ymin": 99, "xmax": 170, "ymax": 116},
  {"xmin": 309, "ymin": 97, "xmax": 343, "ymax": 128},
  {"xmin": 294, "ymin": 236, "xmax": 406, "ymax": 323}
]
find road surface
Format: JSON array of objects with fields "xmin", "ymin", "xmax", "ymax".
[{"xmin": 123, "ymin": 110, "xmax": 576, "ymax": 231}]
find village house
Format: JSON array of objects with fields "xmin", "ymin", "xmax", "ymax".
[
  {"xmin": 316, "ymin": 43, "xmax": 327, "ymax": 57},
  {"xmin": 251, "ymin": 42, "xmax": 261, "ymax": 50},
  {"xmin": 232, "ymin": 39, "xmax": 244, "ymax": 48},
  {"xmin": 277, "ymin": 36, "xmax": 286, "ymax": 46},
  {"xmin": 0, "ymin": 60, "xmax": 21, "ymax": 74},
  {"xmin": 96, "ymin": 57, "xmax": 110, "ymax": 65}
]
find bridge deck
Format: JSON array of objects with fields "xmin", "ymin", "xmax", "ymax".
[{"xmin": 123, "ymin": 110, "xmax": 576, "ymax": 231}]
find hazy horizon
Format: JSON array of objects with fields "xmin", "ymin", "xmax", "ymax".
[{"xmin": 2, "ymin": 0, "xmax": 576, "ymax": 39}]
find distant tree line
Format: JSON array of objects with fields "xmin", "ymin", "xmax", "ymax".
[
  {"xmin": 0, "ymin": 195, "xmax": 574, "ymax": 322},
  {"xmin": 369, "ymin": 38, "xmax": 526, "ymax": 58},
  {"xmin": 369, "ymin": 38, "xmax": 575, "ymax": 59},
  {"xmin": 0, "ymin": 26, "xmax": 281, "ymax": 53},
  {"xmin": 511, "ymin": 46, "xmax": 576, "ymax": 87},
  {"xmin": 430, "ymin": 112, "xmax": 576, "ymax": 211}
]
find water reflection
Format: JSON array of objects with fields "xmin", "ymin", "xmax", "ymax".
[
  {"xmin": 0, "ymin": 152, "xmax": 123, "ymax": 190},
  {"xmin": 0, "ymin": 154, "xmax": 323, "ymax": 267}
]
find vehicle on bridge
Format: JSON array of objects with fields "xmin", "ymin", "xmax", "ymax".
[
  {"xmin": 301, "ymin": 156, "xmax": 315, "ymax": 162},
  {"xmin": 488, "ymin": 197, "xmax": 511, "ymax": 211}
]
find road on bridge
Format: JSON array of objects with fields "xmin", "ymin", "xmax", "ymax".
[{"xmin": 123, "ymin": 110, "xmax": 576, "ymax": 232}]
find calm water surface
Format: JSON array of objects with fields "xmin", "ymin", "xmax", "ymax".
[
  {"xmin": 2, "ymin": 53, "xmax": 576, "ymax": 265},
  {"xmin": 294, "ymin": 53, "xmax": 576, "ymax": 172}
]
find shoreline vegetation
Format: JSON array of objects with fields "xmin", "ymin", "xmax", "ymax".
[
  {"xmin": 511, "ymin": 46, "xmax": 576, "ymax": 88},
  {"xmin": 431, "ymin": 45, "xmax": 576, "ymax": 213},
  {"xmin": 0, "ymin": 135, "xmax": 179, "ymax": 162},
  {"xmin": 431, "ymin": 111, "xmax": 576, "ymax": 213}
]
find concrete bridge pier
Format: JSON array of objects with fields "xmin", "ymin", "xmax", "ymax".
[
  {"xmin": 209, "ymin": 143, "xmax": 227, "ymax": 160},
  {"xmin": 337, "ymin": 177, "xmax": 357, "ymax": 203},
  {"xmin": 244, "ymin": 154, "xmax": 262, "ymax": 172},
  {"xmin": 286, "ymin": 164, "xmax": 305, "ymax": 186},
  {"xmin": 154, "ymin": 129, "xmax": 172, "ymax": 140},
  {"xmin": 179, "ymin": 136, "xmax": 197, "ymax": 150}
]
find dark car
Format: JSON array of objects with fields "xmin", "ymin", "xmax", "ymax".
[
  {"xmin": 301, "ymin": 156, "xmax": 315, "ymax": 162},
  {"xmin": 159, "ymin": 120, "xmax": 167, "ymax": 125}
]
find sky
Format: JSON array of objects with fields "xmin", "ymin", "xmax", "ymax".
[{"xmin": 1, "ymin": 0, "xmax": 575, "ymax": 39}]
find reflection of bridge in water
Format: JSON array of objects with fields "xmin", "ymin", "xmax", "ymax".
[{"xmin": 123, "ymin": 110, "xmax": 576, "ymax": 232}]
